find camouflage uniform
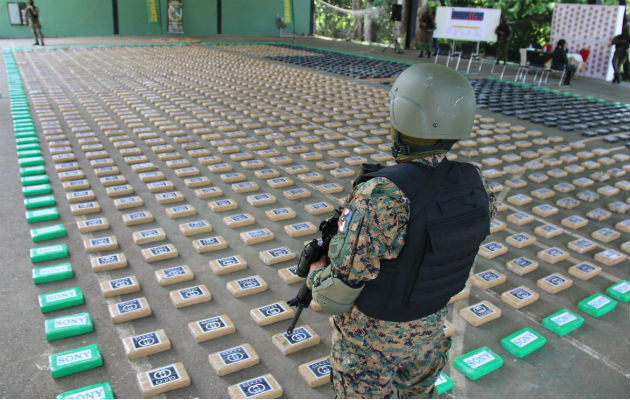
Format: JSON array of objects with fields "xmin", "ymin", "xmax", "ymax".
[{"xmin": 309, "ymin": 154, "xmax": 496, "ymax": 398}]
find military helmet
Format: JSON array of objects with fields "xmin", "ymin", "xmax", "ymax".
[{"xmin": 389, "ymin": 63, "xmax": 476, "ymax": 140}]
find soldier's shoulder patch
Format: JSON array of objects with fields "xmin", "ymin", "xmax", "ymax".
[{"xmin": 338, "ymin": 205, "xmax": 355, "ymax": 234}]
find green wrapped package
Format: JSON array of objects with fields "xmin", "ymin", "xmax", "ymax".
[
  {"xmin": 17, "ymin": 149, "xmax": 42, "ymax": 158},
  {"xmin": 26, "ymin": 207, "xmax": 59, "ymax": 223},
  {"xmin": 606, "ymin": 280, "xmax": 630, "ymax": 303},
  {"xmin": 500, "ymin": 327, "xmax": 546, "ymax": 358},
  {"xmin": 21, "ymin": 174, "xmax": 49, "ymax": 186},
  {"xmin": 45, "ymin": 312, "xmax": 93, "ymax": 341},
  {"xmin": 22, "ymin": 183, "xmax": 51, "ymax": 196},
  {"xmin": 15, "ymin": 131, "xmax": 38, "ymax": 139},
  {"xmin": 434, "ymin": 371, "xmax": 454, "ymax": 394},
  {"xmin": 14, "ymin": 125, "xmax": 35, "ymax": 133},
  {"xmin": 38, "ymin": 287, "xmax": 84, "ymax": 313},
  {"xmin": 30, "ymin": 224, "xmax": 67, "ymax": 242},
  {"xmin": 15, "ymin": 137, "xmax": 39, "ymax": 145},
  {"xmin": 24, "ymin": 194, "xmax": 56, "ymax": 209},
  {"xmin": 577, "ymin": 293, "xmax": 617, "ymax": 318},
  {"xmin": 49, "ymin": 343, "xmax": 102, "ymax": 378},
  {"xmin": 32, "ymin": 262, "xmax": 73, "ymax": 284},
  {"xmin": 542, "ymin": 309, "xmax": 584, "ymax": 336},
  {"xmin": 16, "ymin": 143, "xmax": 41, "ymax": 152},
  {"xmin": 453, "ymin": 347, "xmax": 503, "ymax": 380},
  {"xmin": 30, "ymin": 243, "xmax": 68, "ymax": 263},
  {"xmin": 20, "ymin": 165, "xmax": 46, "ymax": 176},
  {"xmin": 56, "ymin": 382, "xmax": 113, "ymax": 399},
  {"xmin": 11, "ymin": 111, "xmax": 30, "ymax": 119},
  {"xmin": 18, "ymin": 155, "xmax": 44, "ymax": 167}
]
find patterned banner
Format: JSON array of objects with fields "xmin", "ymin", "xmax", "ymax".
[
  {"xmin": 551, "ymin": 4, "xmax": 625, "ymax": 80},
  {"xmin": 147, "ymin": 0, "xmax": 160, "ymax": 24},
  {"xmin": 284, "ymin": 0, "xmax": 292, "ymax": 24},
  {"xmin": 167, "ymin": 0, "xmax": 184, "ymax": 34}
]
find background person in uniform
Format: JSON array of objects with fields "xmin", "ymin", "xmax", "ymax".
[
  {"xmin": 23, "ymin": 0, "xmax": 44, "ymax": 46},
  {"xmin": 551, "ymin": 39, "xmax": 575, "ymax": 86},
  {"xmin": 494, "ymin": 17, "xmax": 511, "ymax": 64},
  {"xmin": 417, "ymin": 9, "xmax": 435, "ymax": 58},
  {"xmin": 307, "ymin": 64, "xmax": 496, "ymax": 398},
  {"xmin": 610, "ymin": 26, "xmax": 629, "ymax": 84}
]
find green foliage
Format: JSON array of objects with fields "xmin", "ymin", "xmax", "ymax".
[
  {"xmin": 314, "ymin": 1, "xmax": 354, "ymax": 39},
  {"xmin": 314, "ymin": 0, "xmax": 394, "ymax": 44}
]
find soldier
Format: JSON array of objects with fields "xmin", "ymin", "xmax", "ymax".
[
  {"xmin": 23, "ymin": 0, "xmax": 44, "ymax": 46},
  {"xmin": 411, "ymin": 8, "xmax": 435, "ymax": 58},
  {"xmin": 418, "ymin": 10, "xmax": 436, "ymax": 58},
  {"xmin": 610, "ymin": 26, "xmax": 629, "ymax": 84},
  {"xmin": 494, "ymin": 17, "xmax": 511, "ymax": 65},
  {"xmin": 307, "ymin": 64, "xmax": 496, "ymax": 398}
]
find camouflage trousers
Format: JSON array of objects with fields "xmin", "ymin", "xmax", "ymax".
[{"xmin": 330, "ymin": 306, "xmax": 451, "ymax": 399}]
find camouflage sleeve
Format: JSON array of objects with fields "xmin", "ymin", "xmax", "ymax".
[
  {"xmin": 309, "ymin": 177, "xmax": 410, "ymax": 288},
  {"xmin": 474, "ymin": 165, "xmax": 497, "ymax": 219}
]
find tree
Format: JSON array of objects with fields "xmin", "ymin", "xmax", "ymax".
[
  {"xmin": 352, "ymin": 0, "xmax": 364, "ymax": 40},
  {"xmin": 314, "ymin": 0, "xmax": 396, "ymax": 43}
]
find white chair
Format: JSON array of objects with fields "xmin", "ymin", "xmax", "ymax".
[
  {"xmin": 434, "ymin": 43, "xmax": 453, "ymax": 67},
  {"xmin": 454, "ymin": 43, "xmax": 481, "ymax": 74}
]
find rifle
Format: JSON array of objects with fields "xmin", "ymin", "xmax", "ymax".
[{"xmin": 286, "ymin": 207, "xmax": 342, "ymax": 335}]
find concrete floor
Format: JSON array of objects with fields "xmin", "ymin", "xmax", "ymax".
[{"xmin": 0, "ymin": 35, "xmax": 628, "ymax": 399}]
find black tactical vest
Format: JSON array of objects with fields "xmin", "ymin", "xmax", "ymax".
[{"xmin": 354, "ymin": 161, "xmax": 490, "ymax": 322}]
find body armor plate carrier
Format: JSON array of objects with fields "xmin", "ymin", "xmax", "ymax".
[{"xmin": 354, "ymin": 160, "xmax": 490, "ymax": 322}]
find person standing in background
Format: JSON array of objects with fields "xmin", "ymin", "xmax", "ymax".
[
  {"xmin": 610, "ymin": 26, "xmax": 629, "ymax": 84},
  {"xmin": 551, "ymin": 39, "xmax": 576, "ymax": 86},
  {"xmin": 417, "ymin": 10, "xmax": 435, "ymax": 58},
  {"xmin": 23, "ymin": 0, "xmax": 44, "ymax": 46},
  {"xmin": 494, "ymin": 17, "xmax": 511, "ymax": 64}
]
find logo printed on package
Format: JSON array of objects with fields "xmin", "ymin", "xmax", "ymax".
[
  {"xmin": 237, "ymin": 277, "xmax": 261, "ymax": 289},
  {"xmin": 218, "ymin": 256, "xmax": 238, "ymax": 267},
  {"xmin": 259, "ymin": 303, "xmax": 285, "ymax": 317},
  {"xmin": 469, "ymin": 303, "xmax": 494, "ymax": 318},
  {"xmin": 109, "ymin": 277, "xmax": 133, "ymax": 289},
  {"xmin": 307, "ymin": 359, "xmax": 331, "ymax": 378},
  {"xmin": 283, "ymin": 326, "xmax": 311, "ymax": 345},
  {"xmin": 132, "ymin": 332, "xmax": 161, "ymax": 349},
  {"xmin": 53, "ymin": 315, "xmax": 88, "ymax": 328},
  {"xmin": 269, "ymin": 248, "xmax": 289, "ymax": 257},
  {"xmin": 117, "ymin": 299, "xmax": 142, "ymax": 314},
  {"xmin": 238, "ymin": 376, "xmax": 273, "ymax": 398},
  {"xmin": 219, "ymin": 346, "xmax": 250, "ymax": 365},
  {"xmin": 148, "ymin": 365, "xmax": 180, "ymax": 387},
  {"xmin": 97, "ymin": 254, "xmax": 119, "ymax": 264},
  {"xmin": 56, "ymin": 349, "xmax": 92, "ymax": 366},
  {"xmin": 163, "ymin": 266, "xmax": 185, "ymax": 277},
  {"xmin": 179, "ymin": 286, "xmax": 203, "ymax": 299},
  {"xmin": 509, "ymin": 287, "xmax": 533, "ymax": 300},
  {"xmin": 198, "ymin": 316, "xmax": 226, "ymax": 332}
]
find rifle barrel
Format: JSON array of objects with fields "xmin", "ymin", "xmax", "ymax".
[{"xmin": 287, "ymin": 305, "xmax": 304, "ymax": 335}]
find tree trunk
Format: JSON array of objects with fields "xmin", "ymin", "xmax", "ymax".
[
  {"xmin": 400, "ymin": 0, "xmax": 411, "ymax": 48},
  {"xmin": 352, "ymin": 0, "xmax": 364, "ymax": 40},
  {"xmin": 363, "ymin": 0, "xmax": 373, "ymax": 42}
]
